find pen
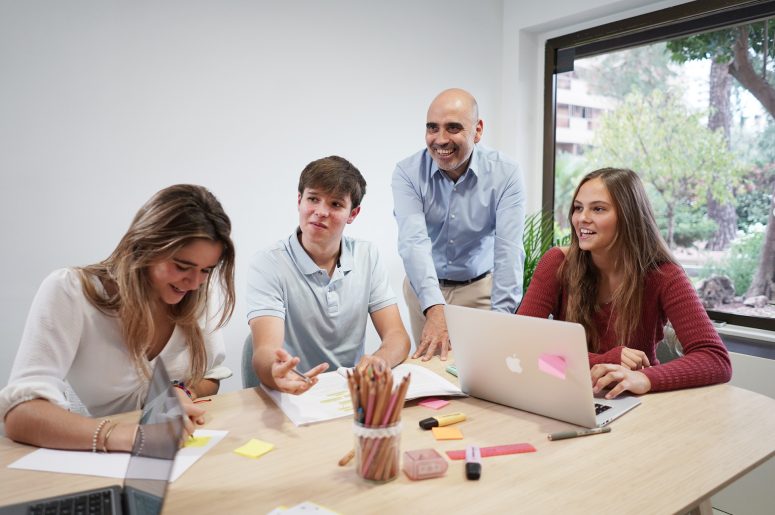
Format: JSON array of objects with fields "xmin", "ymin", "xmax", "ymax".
[
  {"xmin": 291, "ymin": 367, "xmax": 311, "ymax": 384},
  {"xmin": 548, "ymin": 427, "xmax": 611, "ymax": 441}
]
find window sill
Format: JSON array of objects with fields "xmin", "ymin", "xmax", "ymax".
[{"xmin": 714, "ymin": 323, "xmax": 775, "ymax": 344}]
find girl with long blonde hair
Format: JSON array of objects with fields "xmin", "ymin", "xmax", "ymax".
[
  {"xmin": 518, "ymin": 168, "xmax": 731, "ymax": 397},
  {"xmin": 1, "ymin": 184, "xmax": 235, "ymax": 452}
]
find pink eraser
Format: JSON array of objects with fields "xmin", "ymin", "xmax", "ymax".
[{"xmin": 403, "ymin": 448, "xmax": 448, "ymax": 480}]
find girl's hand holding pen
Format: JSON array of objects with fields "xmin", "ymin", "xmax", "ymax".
[
  {"xmin": 173, "ymin": 388, "xmax": 207, "ymax": 437},
  {"xmin": 272, "ymin": 348, "xmax": 328, "ymax": 395}
]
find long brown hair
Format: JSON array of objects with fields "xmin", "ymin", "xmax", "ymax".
[
  {"xmin": 560, "ymin": 168, "xmax": 675, "ymax": 351},
  {"xmin": 77, "ymin": 184, "xmax": 236, "ymax": 383}
]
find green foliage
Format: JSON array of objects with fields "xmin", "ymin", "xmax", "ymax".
[
  {"xmin": 670, "ymin": 207, "xmax": 718, "ymax": 248},
  {"xmin": 753, "ymin": 120, "xmax": 775, "ymax": 167},
  {"xmin": 666, "ymin": 22, "xmax": 775, "ymax": 65},
  {"xmin": 584, "ymin": 88, "xmax": 742, "ymax": 247},
  {"xmin": 700, "ymin": 227, "xmax": 766, "ymax": 296},
  {"xmin": 553, "ymin": 152, "xmax": 587, "ymax": 230},
  {"xmin": 666, "ymin": 30, "xmax": 738, "ymax": 63},
  {"xmin": 522, "ymin": 212, "xmax": 570, "ymax": 291},
  {"xmin": 736, "ymin": 190, "xmax": 774, "ymax": 231},
  {"xmin": 523, "ymin": 212, "xmax": 554, "ymax": 291},
  {"xmin": 578, "ymin": 42, "xmax": 676, "ymax": 100}
]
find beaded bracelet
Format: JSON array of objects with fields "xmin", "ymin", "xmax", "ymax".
[
  {"xmin": 102, "ymin": 422, "xmax": 118, "ymax": 453},
  {"xmin": 172, "ymin": 380, "xmax": 193, "ymax": 399},
  {"xmin": 92, "ymin": 419, "xmax": 110, "ymax": 453},
  {"xmin": 135, "ymin": 425, "xmax": 145, "ymax": 456}
]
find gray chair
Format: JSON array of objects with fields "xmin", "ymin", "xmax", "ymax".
[
  {"xmin": 241, "ymin": 334, "xmax": 261, "ymax": 388},
  {"xmin": 656, "ymin": 322, "xmax": 683, "ymax": 364}
]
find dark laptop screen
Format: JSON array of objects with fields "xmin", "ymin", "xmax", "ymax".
[{"xmin": 122, "ymin": 359, "xmax": 185, "ymax": 515}]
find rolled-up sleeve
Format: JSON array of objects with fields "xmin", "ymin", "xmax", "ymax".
[
  {"xmin": 0, "ymin": 270, "xmax": 83, "ymax": 420},
  {"xmin": 202, "ymin": 300, "xmax": 232, "ymax": 380}
]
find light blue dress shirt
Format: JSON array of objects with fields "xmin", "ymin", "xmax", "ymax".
[
  {"xmin": 392, "ymin": 144, "xmax": 526, "ymax": 314},
  {"xmin": 246, "ymin": 231, "xmax": 397, "ymax": 372}
]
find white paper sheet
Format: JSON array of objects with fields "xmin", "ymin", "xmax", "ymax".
[
  {"xmin": 264, "ymin": 363, "xmax": 465, "ymax": 426},
  {"xmin": 7, "ymin": 429, "xmax": 227, "ymax": 482},
  {"xmin": 261, "ymin": 373, "xmax": 353, "ymax": 427}
]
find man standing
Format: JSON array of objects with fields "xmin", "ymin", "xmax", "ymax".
[
  {"xmin": 248, "ymin": 156, "xmax": 410, "ymax": 394},
  {"xmin": 392, "ymin": 88, "xmax": 526, "ymax": 361}
]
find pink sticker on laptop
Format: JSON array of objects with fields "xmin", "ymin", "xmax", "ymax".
[
  {"xmin": 538, "ymin": 353, "xmax": 566, "ymax": 380},
  {"xmin": 419, "ymin": 398, "xmax": 450, "ymax": 410}
]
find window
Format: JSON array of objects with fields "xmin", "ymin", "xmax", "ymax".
[{"xmin": 543, "ymin": 0, "xmax": 775, "ymax": 332}]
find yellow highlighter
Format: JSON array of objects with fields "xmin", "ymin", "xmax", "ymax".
[{"xmin": 419, "ymin": 412, "xmax": 466, "ymax": 430}]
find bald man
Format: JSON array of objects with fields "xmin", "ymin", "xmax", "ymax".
[{"xmin": 392, "ymin": 88, "xmax": 526, "ymax": 361}]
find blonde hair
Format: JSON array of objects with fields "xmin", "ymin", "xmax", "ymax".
[
  {"xmin": 77, "ymin": 184, "xmax": 235, "ymax": 384},
  {"xmin": 560, "ymin": 168, "xmax": 675, "ymax": 351}
]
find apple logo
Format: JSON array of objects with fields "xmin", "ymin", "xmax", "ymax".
[{"xmin": 505, "ymin": 354, "xmax": 523, "ymax": 373}]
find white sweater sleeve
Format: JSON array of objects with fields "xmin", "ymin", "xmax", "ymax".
[
  {"xmin": 201, "ymin": 294, "xmax": 232, "ymax": 381},
  {"xmin": 0, "ymin": 269, "xmax": 85, "ymax": 420}
]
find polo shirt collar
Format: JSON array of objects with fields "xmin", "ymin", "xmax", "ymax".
[{"xmin": 289, "ymin": 228, "xmax": 353, "ymax": 276}]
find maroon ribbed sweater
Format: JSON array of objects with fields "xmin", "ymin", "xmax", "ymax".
[{"xmin": 517, "ymin": 247, "xmax": 732, "ymax": 391}]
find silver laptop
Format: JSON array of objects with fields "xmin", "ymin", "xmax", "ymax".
[
  {"xmin": 446, "ymin": 304, "xmax": 640, "ymax": 428},
  {"xmin": 0, "ymin": 359, "xmax": 185, "ymax": 515}
]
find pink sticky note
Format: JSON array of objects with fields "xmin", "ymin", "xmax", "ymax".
[
  {"xmin": 419, "ymin": 398, "xmax": 450, "ymax": 410},
  {"xmin": 538, "ymin": 353, "xmax": 566, "ymax": 380}
]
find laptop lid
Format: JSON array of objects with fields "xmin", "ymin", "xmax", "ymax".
[
  {"xmin": 445, "ymin": 304, "xmax": 639, "ymax": 428},
  {"xmin": 0, "ymin": 360, "xmax": 184, "ymax": 515},
  {"xmin": 121, "ymin": 358, "xmax": 185, "ymax": 515}
]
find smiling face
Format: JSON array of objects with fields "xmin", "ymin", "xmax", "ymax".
[
  {"xmin": 425, "ymin": 89, "xmax": 483, "ymax": 179},
  {"xmin": 298, "ymin": 188, "xmax": 360, "ymax": 247},
  {"xmin": 571, "ymin": 177, "xmax": 619, "ymax": 255},
  {"xmin": 147, "ymin": 238, "xmax": 223, "ymax": 305}
]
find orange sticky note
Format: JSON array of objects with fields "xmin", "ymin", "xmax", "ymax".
[{"xmin": 432, "ymin": 426, "xmax": 464, "ymax": 440}]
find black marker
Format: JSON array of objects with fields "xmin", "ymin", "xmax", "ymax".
[{"xmin": 465, "ymin": 445, "xmax": 481, "ymax": 480}]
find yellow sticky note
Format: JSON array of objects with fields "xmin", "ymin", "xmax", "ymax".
[
  {"xmin": 432, "ymin": 426, "xmax": 464, "ymax": 440},
  {"xmin": 234, "ymin": 439, "xmax": 275, "ymax": 459},
  {"xmin": 184, "ymin": 436, "xmax": 211, "ymax": 448}
]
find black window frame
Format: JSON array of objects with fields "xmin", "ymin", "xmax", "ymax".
[{"xmin": 542, "ymin": 0, "xmax": 775, "ymax": 332}]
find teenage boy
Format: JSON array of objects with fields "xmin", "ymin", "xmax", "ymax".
[{"xmin": 247, "ymin": 156, "xmax": 410, "ymax": 394}]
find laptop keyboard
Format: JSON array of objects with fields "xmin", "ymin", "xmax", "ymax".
[
  {"xmin": 29, "ymin": 490, "xmax": 113, "ymax": 515},
  {"xmin": 594, "ymin": 403, "xmax": 612, "ymax": 415}
]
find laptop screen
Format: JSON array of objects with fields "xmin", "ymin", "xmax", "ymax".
[{"xmin": 122, "ymin": 359, "xmax": 185, "ymax": 515}]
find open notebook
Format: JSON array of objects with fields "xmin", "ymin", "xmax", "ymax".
[{"xmin": 261, "ymin": 363, "xmax": 464, "ymax": 426}]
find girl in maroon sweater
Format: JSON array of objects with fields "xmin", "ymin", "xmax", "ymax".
[{"xmin": 517, "ymin": 168, "xmax": 731, "ymax": 398}]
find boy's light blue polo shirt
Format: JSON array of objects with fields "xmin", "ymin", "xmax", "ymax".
[{"xmin": 246, "ymin": 230, "xmax": 397, "ymax": 372}]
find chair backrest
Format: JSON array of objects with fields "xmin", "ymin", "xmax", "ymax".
[{"xmin": 241, "ymin": 334, "xmax": 261, "ymax": 389}]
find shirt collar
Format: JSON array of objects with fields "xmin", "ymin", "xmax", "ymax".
[
  {"xmin": 429, "ymin": 145, "xmax": 480, "ymax": 181},
  {"xmin": 289, "ymin": 228, "xmax": 353, "ymax": 275}
]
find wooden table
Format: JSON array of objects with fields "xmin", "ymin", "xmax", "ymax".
[{"xmin": 1, "ymin": 358, "xmax": 774, "ymax": 514}]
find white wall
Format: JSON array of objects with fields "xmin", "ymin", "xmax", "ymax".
[
  {"xmin": 0, "ymin": 0, "xmax": 693, "ymax": 394},
  {"xmin": 0, "ymin": 0, "xmax": 506, "ymax": 393}
]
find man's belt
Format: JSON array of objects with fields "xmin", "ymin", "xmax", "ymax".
[{"xmin": 438, "ymin": 271, "xmax": 490, "ymax": 287}]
